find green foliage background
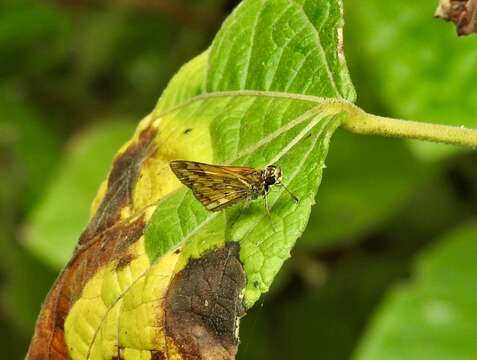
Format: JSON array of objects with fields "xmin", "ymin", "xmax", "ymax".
[{"xmin": 1, "ymin": 0, "xmax": 477, "ymax": 358}]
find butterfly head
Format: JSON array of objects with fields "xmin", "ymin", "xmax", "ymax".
[{"xmin": 263, "ymin": 165, "xmax": 282, "ymax": 186}]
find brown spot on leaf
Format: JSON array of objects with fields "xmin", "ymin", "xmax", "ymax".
[
  {"xmin": 184, "ymin": 128, "xmax": 193, "ymax": 134},
  {"xmin": 27, "ymin": 216, "xmax": 145, "ymax": 359},
  {"xmin": 164, "ymin": 242, "xmax": 246, "ymax": 360},
  {"xmin": 435, "ymin": 0, "xmax": 477, "ymax": 35},
  {"xmin": 115, "ymin": 253, "xmax": 136, "ymax": 271},
  {"xmin": 79, "ymin": 125, "xmax": 157, "ymax": 244}
]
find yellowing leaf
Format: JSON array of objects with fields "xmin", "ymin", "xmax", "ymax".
[{"xmin": 27, "ymin": 0, "xmax": 354, "ymax": 358}]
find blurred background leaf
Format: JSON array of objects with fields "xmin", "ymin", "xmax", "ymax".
[
  {"xmin": 24, "ymin": 120, "xmax": 136, "ymax": 268},
  {"xmin": 355, "ymin": 223, "xmax": 477, "ymax": 360}
]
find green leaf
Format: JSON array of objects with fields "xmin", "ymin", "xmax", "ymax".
[
  {"xmin": 355, "ymin": 223, "xmax": 477, "ymax": 360},
  {"xmin": 208, "ymin": 0, "xmax": 355, "ymax": 101},
  {"xmin": 25, "ymin": 120, "xmax": 136, "ymax": 268},
  {"xmin": 146, "ymin": 94, "xmax": 343, "ymax": 307},
  {"xmin": 144, "ymin": 0, "xmax": 355, "ymax": 308},
  {"xmin": 345, "ymin": 0, "xmax": 477, "ymax": 158}
]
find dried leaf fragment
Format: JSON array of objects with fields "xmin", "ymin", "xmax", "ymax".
[{"xmin": 435, "ymin": 0, "xmax": 477, "ymax": 35}]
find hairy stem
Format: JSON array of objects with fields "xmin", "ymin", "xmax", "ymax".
[
  {"xmin": 157, "ymin": 90, "xmax": 477, "ymax": 149},
  {"xmin": 340, "ymin": 103, "xmax": 477, "ymax": 149}
]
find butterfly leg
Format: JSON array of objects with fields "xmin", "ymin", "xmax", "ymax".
[{"xmin": 264, "ymin": 195, "xmax": 277, "ymax": 232}]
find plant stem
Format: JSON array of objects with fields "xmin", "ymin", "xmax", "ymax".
[
  {"xmin": 160, "ymin": 90, "xmax": 477, "ymax": 149},
  {"xmin": 340, "ymin": 104, "xmax": 477, "ymax": 149}
]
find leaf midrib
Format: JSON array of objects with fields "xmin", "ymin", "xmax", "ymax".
[{"xmin": 157, "ymin": 90, "xmax": 352, "ymax": 118}]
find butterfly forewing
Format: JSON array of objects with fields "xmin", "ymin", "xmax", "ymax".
[{"xmin": 170, "ymin": 160, "xmax": 262, "ymax": 211}]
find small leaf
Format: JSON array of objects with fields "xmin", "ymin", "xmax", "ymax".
[{"xmin": 355, "ymin": 223, "xmax": 477, "ymax": 360}]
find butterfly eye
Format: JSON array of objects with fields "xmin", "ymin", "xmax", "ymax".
[{"xmin": 265, "ymin": 177, "xmax": 276, "ymax": 185}]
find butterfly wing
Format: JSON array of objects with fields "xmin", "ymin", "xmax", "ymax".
[{"xmin": 170, "ymin": 160, "xmax": 261, "ymax": 211}]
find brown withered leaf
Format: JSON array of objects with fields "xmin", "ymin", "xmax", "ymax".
[{"xmin": 435, "ymin": 0, "xmax": 477, "ymax": 35}]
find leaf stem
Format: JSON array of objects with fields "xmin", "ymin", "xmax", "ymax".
[
  {"xmin": 340, "ymin": 103, "xmax": 477, "ymax": 149},
  {"xmin": 156, "ymin": 90, "xmax": 477, "ymax": 149}
]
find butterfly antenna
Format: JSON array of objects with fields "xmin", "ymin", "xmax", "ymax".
[{"xmin": 280, "ymin": 183, "xmax": 299, "ymax": 203}]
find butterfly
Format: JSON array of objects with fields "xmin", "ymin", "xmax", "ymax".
[{"xmin": 169, "ymin": 160, "xmax": 298, "ymax": 212}]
